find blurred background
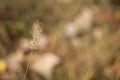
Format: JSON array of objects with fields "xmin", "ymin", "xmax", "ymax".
[{"xmin": 0, "ymin": 0, "xmax": 120, "ymax": 80}]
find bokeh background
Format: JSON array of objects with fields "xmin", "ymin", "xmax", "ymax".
[{"xmin": 0, "ymin": 0, "xmax": 120, "ymax": 80}]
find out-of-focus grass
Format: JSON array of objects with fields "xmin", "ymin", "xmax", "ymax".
[{"xmin": 0, "ymin": 0, "xmax": 120, "ymax": 80}]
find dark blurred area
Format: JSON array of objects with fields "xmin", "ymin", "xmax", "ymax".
[{"xmin": 0, "ymin": 0, "xmax": 120, "ymax": 80}]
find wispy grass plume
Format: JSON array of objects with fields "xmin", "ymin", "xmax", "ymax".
[
  {"xmin": 23, "ymin": 20, "xmax": 42, "ymax": 80},
  {"xmin": 31, "ymin": 21, "xmax": 43, "ymax": 49}
]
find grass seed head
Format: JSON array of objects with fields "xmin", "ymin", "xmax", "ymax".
[{"xmin": 30, "ymin": 20, "xmax": 42, "ymax": 49}]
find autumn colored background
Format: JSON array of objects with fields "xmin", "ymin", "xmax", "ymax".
[{"xmin": 0, "ymin": 0, "xmax": 120, "ymax": 80}]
